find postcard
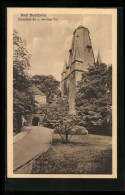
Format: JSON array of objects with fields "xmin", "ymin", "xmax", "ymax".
[{"xmin": 7, "ymin": 8, "xmax": 117, "ymax": 178}]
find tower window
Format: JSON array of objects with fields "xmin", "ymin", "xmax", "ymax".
[{"xmin": 86, "ymin": 45, "xmax": 92, "ymax": 53}]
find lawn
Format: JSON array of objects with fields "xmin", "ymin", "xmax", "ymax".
[{"xmin": 31, "ymin": 133, "xmax": 112, "ymax": 174}]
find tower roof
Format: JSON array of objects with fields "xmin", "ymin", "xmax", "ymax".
[
  {"xmin": 62, "ymin": 59, "xmax": 67, "ymax": 73},
  {"xmin": 97, "ymin": 50, "xmax": 102, "ymax": 65},
  {"xmin": 73, "ymin": 25, "xmax": 89, "ymax": 34},
  {"xmin": 64, "ymin": 25, "xmax": 95, "ymax": 74},
  {"xmin": 66, "ymin": 61, "xmax": 70, "ymax": 69}
]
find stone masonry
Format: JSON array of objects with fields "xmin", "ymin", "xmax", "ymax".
[{"xmin": 61, "ymin": 25, "xmax": 95, "ymax": 114}]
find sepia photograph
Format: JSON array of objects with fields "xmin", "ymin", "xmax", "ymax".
[{"xmin": 7, "ymin": 8, "xmax": 117, "ymax": 178}]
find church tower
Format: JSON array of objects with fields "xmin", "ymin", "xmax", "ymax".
[
  {"xmin": 97, "ymin": 50, "xmax": 102, "ymax": 65},
  {"xmin": 61, "ymin": 25, "xmax": 95, "ymax": 114}
]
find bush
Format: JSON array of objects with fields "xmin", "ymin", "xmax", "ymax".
[
  {"xmin": 72, "ymin": 126, "xmax": 88, "ymax": 135},
  {"xmin": 88, "ymin": 125, "xmax": 112, "ymax": 136},
  {"xmin": 54, "ymin": 125, "xmax": 88, "ymax": 135}
]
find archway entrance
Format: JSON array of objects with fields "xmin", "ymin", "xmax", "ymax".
[{"xmin": 32, "ymin": 117, "xmax": 40, "ymax": 126}]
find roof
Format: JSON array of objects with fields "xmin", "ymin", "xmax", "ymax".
[
  {"xmin": 31, "ymin": 85, "xmax": 46, "ymax": 96},
  {"xmin": 73, "ymin": 25, "xmax": 89, "ymax": 34},
  {"xmin": 97, "ymin": 50, "xmax": 102, "ymax": 65},
  {"xmin": 62, "ymin": 59, "xmax": 67, "ymax": 73}
]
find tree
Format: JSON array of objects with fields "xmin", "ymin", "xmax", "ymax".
[
  {"xmin": 55, "ymin": 114, "xmax": 77, "ymax": 143},
  {"xmin": 32, "ymin": 75, "xmax": 60, "ymax": 103},
  {"xmin": 40, "ymin": 97, "xmax": 76, "ymax": 143},
  {"xmin": 40, "ymin": 96, "xmax": 69, "ymax": 128},
  {"xmin": 106, "ymin": 65, "xmax": 112, "ymax": 129},
  {"xmin": 75, "ymin": 63, "xmax": 112, "ymax": 135},
  {"xmin": 13, "ymin": 29, "xmax": 36, "ymax": 133}
]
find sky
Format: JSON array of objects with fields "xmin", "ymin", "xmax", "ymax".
[{"xmin": 14, "ymin": 14, "xmax": 112, "ymax": 81}]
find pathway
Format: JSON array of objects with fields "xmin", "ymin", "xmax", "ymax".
[{"xmin": 13, "ymin": 126, "xmax": 53, "ymax": 173}]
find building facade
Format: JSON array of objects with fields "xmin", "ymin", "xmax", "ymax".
[
  {"xmin": 23, "ymin": 85, "xmax": 47, "ymax": 126},
  {"xmin": 32, "ymin": 85, "xmax": 46, "ymax": 106},
  {"xmin": 61, "ymin": 25, "xmax": 95, "ymax": 114}
]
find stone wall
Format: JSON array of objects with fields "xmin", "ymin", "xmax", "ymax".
[{"xmin": 61, "ymin": 70, "xmax": 83, "ymax": 115}]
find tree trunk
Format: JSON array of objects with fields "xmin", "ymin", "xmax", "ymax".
[{"xmin": 65, "ymin": 133, "xmax": 68, "ymax": 143}]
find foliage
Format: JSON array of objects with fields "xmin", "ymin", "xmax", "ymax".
[
  {"xmin": 32, "ymin": 75, "xmax": 60, "ymax": 103},
  {"xmin": 13, "ymin": 29, "xmax": 36, "ymax": 132},
  {"xmin": 38, "ymin": 97, "xmax": 68, "ymax": 128},
  {"xmin": 39, "ymin": 97, "xmax": 76, "ymax": 143},
  {"xmin": 54, "ymin": 114, "xmax": 77, "ymax": 143},
  {"xmin": 72, "ymin": 126, "xmax": 88, "ymax": 135},
  {"xmin": 75, "ymin": 63, "xmax": 112, "ymax": 135}
]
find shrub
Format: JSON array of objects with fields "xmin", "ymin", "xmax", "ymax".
[
  {"xmin": 72, "ymin": 126, "xmax": 88, "ymax": 135},
  {"xmin": 54, "ymin": 125, "xmax": 88, "ymax": 135}
]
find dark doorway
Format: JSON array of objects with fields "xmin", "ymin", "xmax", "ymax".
[{"xmin": 32, "ymin": 117, "xmax": 40, "ymax": 126}]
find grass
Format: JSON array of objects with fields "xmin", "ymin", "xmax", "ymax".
[{"xmin": 31, "ymin": 133, "xmax": 112, "ymax": 174}]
